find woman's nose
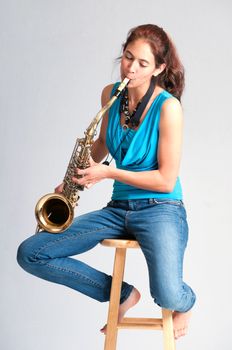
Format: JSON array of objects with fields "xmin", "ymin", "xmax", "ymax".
[{"xmin": 128, "ymin": 60, "xmax": 137, "ymax": 73}]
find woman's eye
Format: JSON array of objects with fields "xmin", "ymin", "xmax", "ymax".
[{"xmin": 139, "ymin": 62, "xmax": 148, "ymax": 68}]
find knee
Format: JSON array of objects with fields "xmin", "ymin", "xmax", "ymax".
[
  {"xmin": 17, "ymin": 238, "xmax": 38, "ymax": 272},
  {"xmin": 151, "ymin": 285, "xmax": 196, "ymax": 312},
  {"xmin": 151, "ymin": 286, "xmax": 183, "ymax": 311},
  {"xmin": 155, "ymin": 294, "xmax": 180, "ymax": 311}
]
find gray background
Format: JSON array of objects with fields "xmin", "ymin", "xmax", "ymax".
[{"xmin": 1, "ymin": 0, "xmax": 231, "ymax": 349}]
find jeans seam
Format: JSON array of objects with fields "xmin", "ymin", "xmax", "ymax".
[
  {"xmin": 181, "ymin": 217, "xmax": 188, "ymax": 248},
  {"xmin": 44, "ymin": 262, "xmax": 107, "ymax": 289},
  {"xmin": 125, "ymin": 211, "xmax": 130, "ymax": 230},
  {"xmin": 34, "ymin": 225, "xmax": 118, "ymax": 260}
]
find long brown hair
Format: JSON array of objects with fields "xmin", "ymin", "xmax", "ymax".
[{"xmin": 122, "ymin": 24, "xmax": 185, "ymax": 101}]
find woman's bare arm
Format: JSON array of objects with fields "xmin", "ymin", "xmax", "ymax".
[
  {"xmin": 90, "ymin": 84, "xmax": 113, "ymax": 162},
  {"xmin": 75, "ymin": 96, "xmax": 183, "ymax": 193}
]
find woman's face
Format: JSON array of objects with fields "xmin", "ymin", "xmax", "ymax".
[{"xmin": 120, "ymin": 39, "xmax": 162, "ymax": 89}]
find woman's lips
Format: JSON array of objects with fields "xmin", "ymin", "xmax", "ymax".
[
  {"xmin": 121, "ymin": 73, "xmax": 136, "ymax": 81},
  {"xmin": 126, "ymin": 74, "xmax": 136, "ymax": 80}
]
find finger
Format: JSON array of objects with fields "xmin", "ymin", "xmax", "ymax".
[
  {"xmin": 72, "ymin": 176, "xmax": 83, "ymax": 184},
  {"xmin": 85, "ymin": 183, "xmax": 93, "ymax": 189},
  {"xmin": 72, "ymin": 176, "xmax": 90, "ymax": 186},
  {"xmin": 54, "ymin": 183, "xmax": 64, "ymax": 193},
  {"xmin": 76, "ymin": 168, "xmax": 86, "ymax": 176}
]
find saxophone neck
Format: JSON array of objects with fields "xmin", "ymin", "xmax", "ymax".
[
  {"xmin": 85, "ymin": 97, "xmax": 116, "ymax": 137},
  {"xmin": 85, "ymin": 78, "xmax": 130, "ymax": 137}
]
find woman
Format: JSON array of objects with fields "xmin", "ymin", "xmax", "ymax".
[{"xmin": 17, "ymin": 24, "xmax": 196, "ymax": 340}]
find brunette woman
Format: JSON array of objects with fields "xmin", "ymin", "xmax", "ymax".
[{"xmin": 17, "ymin": 24, "xmax": 196, "ymax": 340}]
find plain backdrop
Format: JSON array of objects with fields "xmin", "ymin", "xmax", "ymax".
[{"xmin": 1, "ymin": 0, "xmax": 231, "ymax": 349}]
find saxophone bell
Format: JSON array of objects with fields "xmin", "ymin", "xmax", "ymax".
[
  {"xmin": 35, "ymin": 193, "xmax": 74, "ymax": 233},
  {"xmin": 34, "ymin": 78, "xmax": 129, "ymax": 234}
]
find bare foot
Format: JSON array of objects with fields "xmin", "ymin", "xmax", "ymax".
[
  {"xmin": 100, "ymin": 287, "xmax": 141, "ymax": 334},
  {"xmin": 172, "ymin": 310, "xmax": 192, "ymax": 339}
]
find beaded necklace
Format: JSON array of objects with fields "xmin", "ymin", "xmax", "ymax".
[
  {"xmin": 120, "ymin": 75, "xmax": 157, "ymax": 129},
  {"xmin": 120, "ymin": 88, "xmax": 142, "ymax": 129},
  {"xmin": 102, "ymin": 76, "xmax": 157, "ymax": 165}
]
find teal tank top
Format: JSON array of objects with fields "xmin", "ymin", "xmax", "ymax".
[{"xmin": 106, "ymin": 83, "xmax": 183, "ymax": 200}]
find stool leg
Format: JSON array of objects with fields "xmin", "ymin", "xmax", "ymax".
[
  {"xmin": 104, "ymin": 248, "xmax": 126, "ymax": 350},
  {"xmin": 162, "ymin": 308, "xmax": 176, "ymax": 350}
]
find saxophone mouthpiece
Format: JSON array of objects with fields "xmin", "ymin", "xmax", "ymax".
[
  {"xmin": 122, "ymin": 77, "xmax": 130, "ymax": 85},
  {"xmin": 114, "ymin": 78, "xmax": 130, "ymax": 98}
]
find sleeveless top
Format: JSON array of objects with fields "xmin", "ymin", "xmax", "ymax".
[{"xmin": 106, "ymin": 82, "xmax": 183, "ymax": 200}]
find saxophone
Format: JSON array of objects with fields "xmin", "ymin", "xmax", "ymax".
[{"xmin": 35, "ymin": 78, "xmax": 129, "ymax": 233}]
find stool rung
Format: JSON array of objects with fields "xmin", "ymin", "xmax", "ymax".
[
  {"xmin": 101, "ymin": 239, "xmax": 176, "ymax": 349},
  {"xmin": 118, "ymin": 317, "xmax": 163, "ymax": 330}
]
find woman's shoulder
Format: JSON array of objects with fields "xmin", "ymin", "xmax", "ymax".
[
  {"xmin": 157, "ymin": 88, "xmax": 182, "ymax": 112},
  {"xmin": 159, "ymin": 92, "xmax": 183, "ymax": 127},
  {"xmin": 161, "ymin": 94, "xmax": 182, "ymax": 113},
  {"xmin": 101, "ymin": 83, "xmax": 115, "ymax": 106}
]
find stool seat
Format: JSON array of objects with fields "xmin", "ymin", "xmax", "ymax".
[
  {"xmin": 101, "ymin": 239, "xmax": 140, "ymax": 249},
  {"xmin": 100, "ymin": 239, "xmax": 175, "ymax": 350}
]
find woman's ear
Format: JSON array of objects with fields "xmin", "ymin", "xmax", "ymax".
[{"xmin": 153, "ymin": 63, "xmax": 166, "ymax": 77}]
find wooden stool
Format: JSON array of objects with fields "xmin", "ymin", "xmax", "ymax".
[{"xmin": 100, "ymin": 239, "xmax": 176, "ymax": 350}]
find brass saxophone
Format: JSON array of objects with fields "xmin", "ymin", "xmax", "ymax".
[{"xmin": 35, "ymin": 78, "xmax": 129, "ymax": 233}]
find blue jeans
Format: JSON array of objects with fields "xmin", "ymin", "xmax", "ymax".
[{"xmin": 17, "ymin": 198, "xmax": 196, "ymax": 312}]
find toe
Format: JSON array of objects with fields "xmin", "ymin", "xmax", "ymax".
[
  {"xmin": 100, "ymin": 324, "xmax": 107, "ymax": 334},
  {"xmin": 174, "ymin": 327, "xmax": 187, "ymax": 339}
]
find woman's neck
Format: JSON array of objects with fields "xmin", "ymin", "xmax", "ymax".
[
  {"xmin": 127, "ymin": 85, "xmax": 149, "ymax": 105},
  {"xmin": 127, "ymin": 82, "xmax": 162, "ymax": 106}
]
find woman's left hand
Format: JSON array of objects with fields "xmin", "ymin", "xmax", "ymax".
[{"xmin": 72, "ymin": 161, "xmax": 111, "ymax": 189}]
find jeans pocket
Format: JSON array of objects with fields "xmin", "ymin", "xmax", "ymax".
[{"xmin": 152, "ymin": 199, "xmax": 184, "ymax": 207}]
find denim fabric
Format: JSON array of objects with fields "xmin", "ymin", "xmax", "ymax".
[{"xmin": 17, "ymin": 198, "xmax": 196, "ymax": 312}]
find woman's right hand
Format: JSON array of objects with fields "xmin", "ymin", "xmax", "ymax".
[{"xmin": 54, "ymin": 183, "xmax": 64, "ymax": 194}]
